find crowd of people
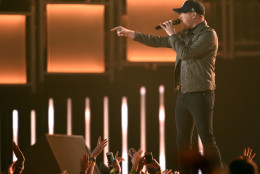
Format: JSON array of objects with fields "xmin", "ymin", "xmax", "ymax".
[{"xmin": 6, "ymin": 136, "xmax": 258, "ymax": 174}]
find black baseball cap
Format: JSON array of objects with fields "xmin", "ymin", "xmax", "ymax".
[{"xmin": 172, "ymin": 0, "xmax": 205, "ymax": 15}]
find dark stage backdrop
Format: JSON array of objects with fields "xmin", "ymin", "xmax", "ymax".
[{"xmin": 0, "ymin": 57, "xmax": 260, "ymax": 172}]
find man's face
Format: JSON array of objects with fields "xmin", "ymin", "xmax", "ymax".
[{"xmin": 179, "ymin": 12, "xmax": 194, "ymax": 28}]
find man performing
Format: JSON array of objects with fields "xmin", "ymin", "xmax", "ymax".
[{"xmin": 111, "ymin": 0, "xmax": 223, "ymax": 173}]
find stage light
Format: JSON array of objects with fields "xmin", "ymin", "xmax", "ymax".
[
  {"xmin": 85, "ymin": 97, "xmax": 91, "ymax": 149},
  {"xmin": 121, "ymin": 97, "xmax": 128, "ymax": 174},
  {"xmin": 48, "ymin": 98, "xmax": 54, "ymax": 135},
  {"xmin": 0, "ymin": 15, "xmax": 26, "ymax": 84},
  {"xmin": 67, "ymin": 98, "xmax": 72, "ymax": 135},
  {"xmin": 198, "ymin": 135, "xmax": 204, "ymax": 174},
  {"xmin": 140, "ymin": 86, "xmax": 146, "ymax": 153},
  {"xmin": 46, "ymin": 4, "xmax": 105, "ymax": 73},
  {"xmin": 159, "ymin": 85, "xmax": 166, "ymax": 171},
  {"xmin": 12, "ymin": 110, "xmax": 18, "ymax": 162},
  {"xmin": 31, "ymin": 110, "xmax": 36, "ymax": 145},
  {"xmin": 103, "ymin": 96, "xmax": 109, "ymax": 165}
]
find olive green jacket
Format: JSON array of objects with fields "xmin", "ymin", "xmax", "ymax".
[{"xmin": 133, "ymin": 21, "xmax": 218, "ymax": 93}]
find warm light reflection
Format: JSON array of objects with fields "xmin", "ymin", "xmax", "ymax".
[
  {"xmin": 31, "ymin": 110, "xmax": 36, "ymax": 145},
  {"xmin": 67, "ymin": 98, "xmax": 72, "ymax": 135},
  {"xmin": 48, "ymin": 98, "xmax": 54, "ymax": 135},
  {"xmin": 127, "ymin": 0, "xmax": 186, "ymax": 62},
  {"xmin": 103, "ymin": 97, "xmax": 109, "ymax": 165},
  {"xmin": 12, "ymin": 110, "xmax": 18, "ymax": 162},
  {"xmin": 0, "ymin": 15, "xmax": 27, "ymax": 84},
  {"xmin": 85, "ymin": 98, "xmax": 91, "ymax": 149},
  {"xmin": 46, "ymin": 4, "xmax": 105, "ymax": 73},
  {"xmin": 121, "ymin": 97, "xmax": 128, "ymax": 174},
  {"xmin": 198, "ymin": 135, "xmax": 204, "ymax": 155},
  {"xmin": 159, "ymin": 85, "xmax": 166, "ymax": 171},
  {"xmin": 140, "ymin": 87, "xmax": 146, "ymax": 153}
]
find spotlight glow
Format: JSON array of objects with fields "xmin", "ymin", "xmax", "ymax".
[
  {"xmin": 48, "ymin": 98, "xmax": 54, "ymax": 135},
  {"xmin": 12, "ymin": 110, "xmax": 18, "ymax": 162},
  {"xmin": 198, "ymin": 135, "xmax": 204, "ymax": 155},
  {"xmin": 140, "ymin": 87, "xmax": 146, "ymax": 153},
  {"xmin": 30, "ymin": 110, "xmax": 36, "ymax": 145},
  {"xmin": 103, "ymin": 97, "xmax": 109, "ymax": 165},
  {"xmin": 121, "ymin": 97, "xmax": 128, "ymax": 174},
  {"xmin": 159, "ymin": 85, "xmax": 166, "ymax": 171},
  {"xmin": 67, "ymin": 98, "xmax": 72, "ymax": 135},
  {"xmin": 85, "ymin": 98, "xmax": 91, "ymax": 149},
  {"xmin": 198, "ymin": 135, "xmax": 204, "ymax": 174}
]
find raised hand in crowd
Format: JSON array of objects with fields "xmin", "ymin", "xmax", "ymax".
[
  {"xmin": 90, "ymin": 136, "xmax": 108, "ymax": 160},
  {"xmin": 80, "ymin": 154, "xmax": 90, "ymax": 174},
  {"xmin": 162, "ymin": 169, "xmax": 173, "ymax": 174},
  {"xmin": 136, "ymin": 157, "xmax": 146, "ymax": 174},
  {"xmin": 8, "ymin": 142, "xmax": 25, "ymax": 174},
  {"xmin": 129, "ymin": 147, "xmax": 143, "ymax": 172},
  {"xmin": 239, "ymin": 147, "xmax": 256, "ymax": 161},
  {"xmin": 87, "ymin": 136, "xmax": 108, "ymax": 174},
  {"xmin": 60, "ymin": 170, "xmax": 69, "ymax": 174},
  {"xmin": 111, "ymin": 151, "xmax": 125, "ymax": 174}
]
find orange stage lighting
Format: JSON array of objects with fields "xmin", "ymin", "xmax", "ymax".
[
  {"xmin": 46, "ymin": 4, "xmax": 105, "ymax": 73},
  {"xmin": 0, "ymin": 15, "xmax": 27, "ymax": 84},
  {"xmin": 127, "ymin": 0, "xmax": 186, "ymax": 62}
]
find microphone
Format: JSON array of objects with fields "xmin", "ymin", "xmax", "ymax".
[{"xmin": 155, "ymin": 19, "xmax": 181, "ymax": 30}]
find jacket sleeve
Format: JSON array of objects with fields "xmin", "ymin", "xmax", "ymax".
[
  {"xmin": 168, "ymin": 30, "xmax": 217, "ymax": 60},
  {"xmin": 133, "ymin": 32, "xmax": 172, "ymax": 48}
]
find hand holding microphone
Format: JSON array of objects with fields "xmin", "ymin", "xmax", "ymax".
[
  {"xmin": 155, "ymin": 19, "xmax": 181, "ymax": 36},
  {"xmin": 155, "ymin": 19, "xmax": 181, "ymax": 30}
]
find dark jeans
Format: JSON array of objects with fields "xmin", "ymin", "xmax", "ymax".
[{"xmin": 175, "ymin": 90, "xmax": 223, "ymax": 174}]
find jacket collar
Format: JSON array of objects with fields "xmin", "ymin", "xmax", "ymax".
[{"xmin": 190, "ymin": 20, "xmax": 207, "ymax": 34}]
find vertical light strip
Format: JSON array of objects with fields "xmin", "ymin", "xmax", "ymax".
[
  {"xmin": 198, "ymin": 135, "xmax": 204, "ymax": 174},
  {"xmin": 159, "ymin": 85, "xmax": 166, "ymax": 171},
  {"xmin": 0, "ymin": 111, "xmax": 1, "ymax": 172},
  {"xmin": 140, "ymin": 87, "xmax": 146, "ymax": 153},
  {"xmin": 48, "ymin": 98, "xmax": 54, "ymax": 135},
  {"xmin": 30, "ymin": 110, "xmax": 36, "ymax": 145},
  {"xmin": 12, "ymin": 110, "xmax": 18, "ymax": 162},
  {"xmin": 121, "ymin": 97, "xmax": 128, "ymax": 174},
  {"xmin": 198, "ymin": 135, "xmax": 204, "ymax": 155},
  {"xmin": 103, "ymin": 96, "xmax": 109, "ymax": 165},
  {"xmin": 85, "ymin": 97, "xmax": 91, "ymax": 149},
  {"xmin": 67, "ymin": 98, "xmax": 72, "ymax": 135}
]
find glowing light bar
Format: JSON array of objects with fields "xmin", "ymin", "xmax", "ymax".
[
  {"xmin": 31, "ymin": 110, "xmax": 36, "ymax": 145},
  {"xmin": 159, "ymin": 85, "xmax": 166, "ymax": 171},
  {"xmin": 121, "ymin": 97, "xmax": 128, "ymax": 174},
  {"xmin": 67, "ymin": 98, "xmax": 72, "ymax": 135},
  {"xmin": 0, "ymin": 15, "xmax": 27, "ymax": 84},
  {"xmin": 198, "ymin": 135, "xmax": 204, "ymax": 155},
  {"xmin": 85, "ymin": 98, "xmax": 91, "ymax": 149},
  {"xmin": 140, "ymin": 87, "xmax": 146, "ymax": 153},
  {"xmin": 198, "ymin": 135, "xmax": 204, "ymax": 174},
  {"xmin": 103, "ymin": 97, "xmax": 109, "ymax": 165},
  {"xmin": 48, "ymin": 98, "xmax": 54, "ymax": 135},
  {"xmin": 12, "ymin": 110, "xmax": 18, "ymax": 162},
  {"xmin": 46, "ymin": 4, "xmax": 105, "ymax": 73}
]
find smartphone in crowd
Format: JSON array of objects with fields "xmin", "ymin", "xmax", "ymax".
[
  {"xmin": 145, "ymin": 152, "xmax": 153, "ymax": 163},
  {"xmin": 128, "ymin": 148, "xmax": 137, "ymax": 158},
  {"xmin": 106, "ymin": 152, "xmax": 114, "ymax": 166}
]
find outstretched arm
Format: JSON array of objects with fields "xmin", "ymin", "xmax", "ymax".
[
  {"xmin": 111, "ymin": 26, "xmax": 171, "ymax": 48},
  {"xmin": 87, "ymin": 136, "xmax": 108, "ymax": 174},
  {"xmin": 111, "ymin": 26, "xmax": 135, "ymax": 39}
]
